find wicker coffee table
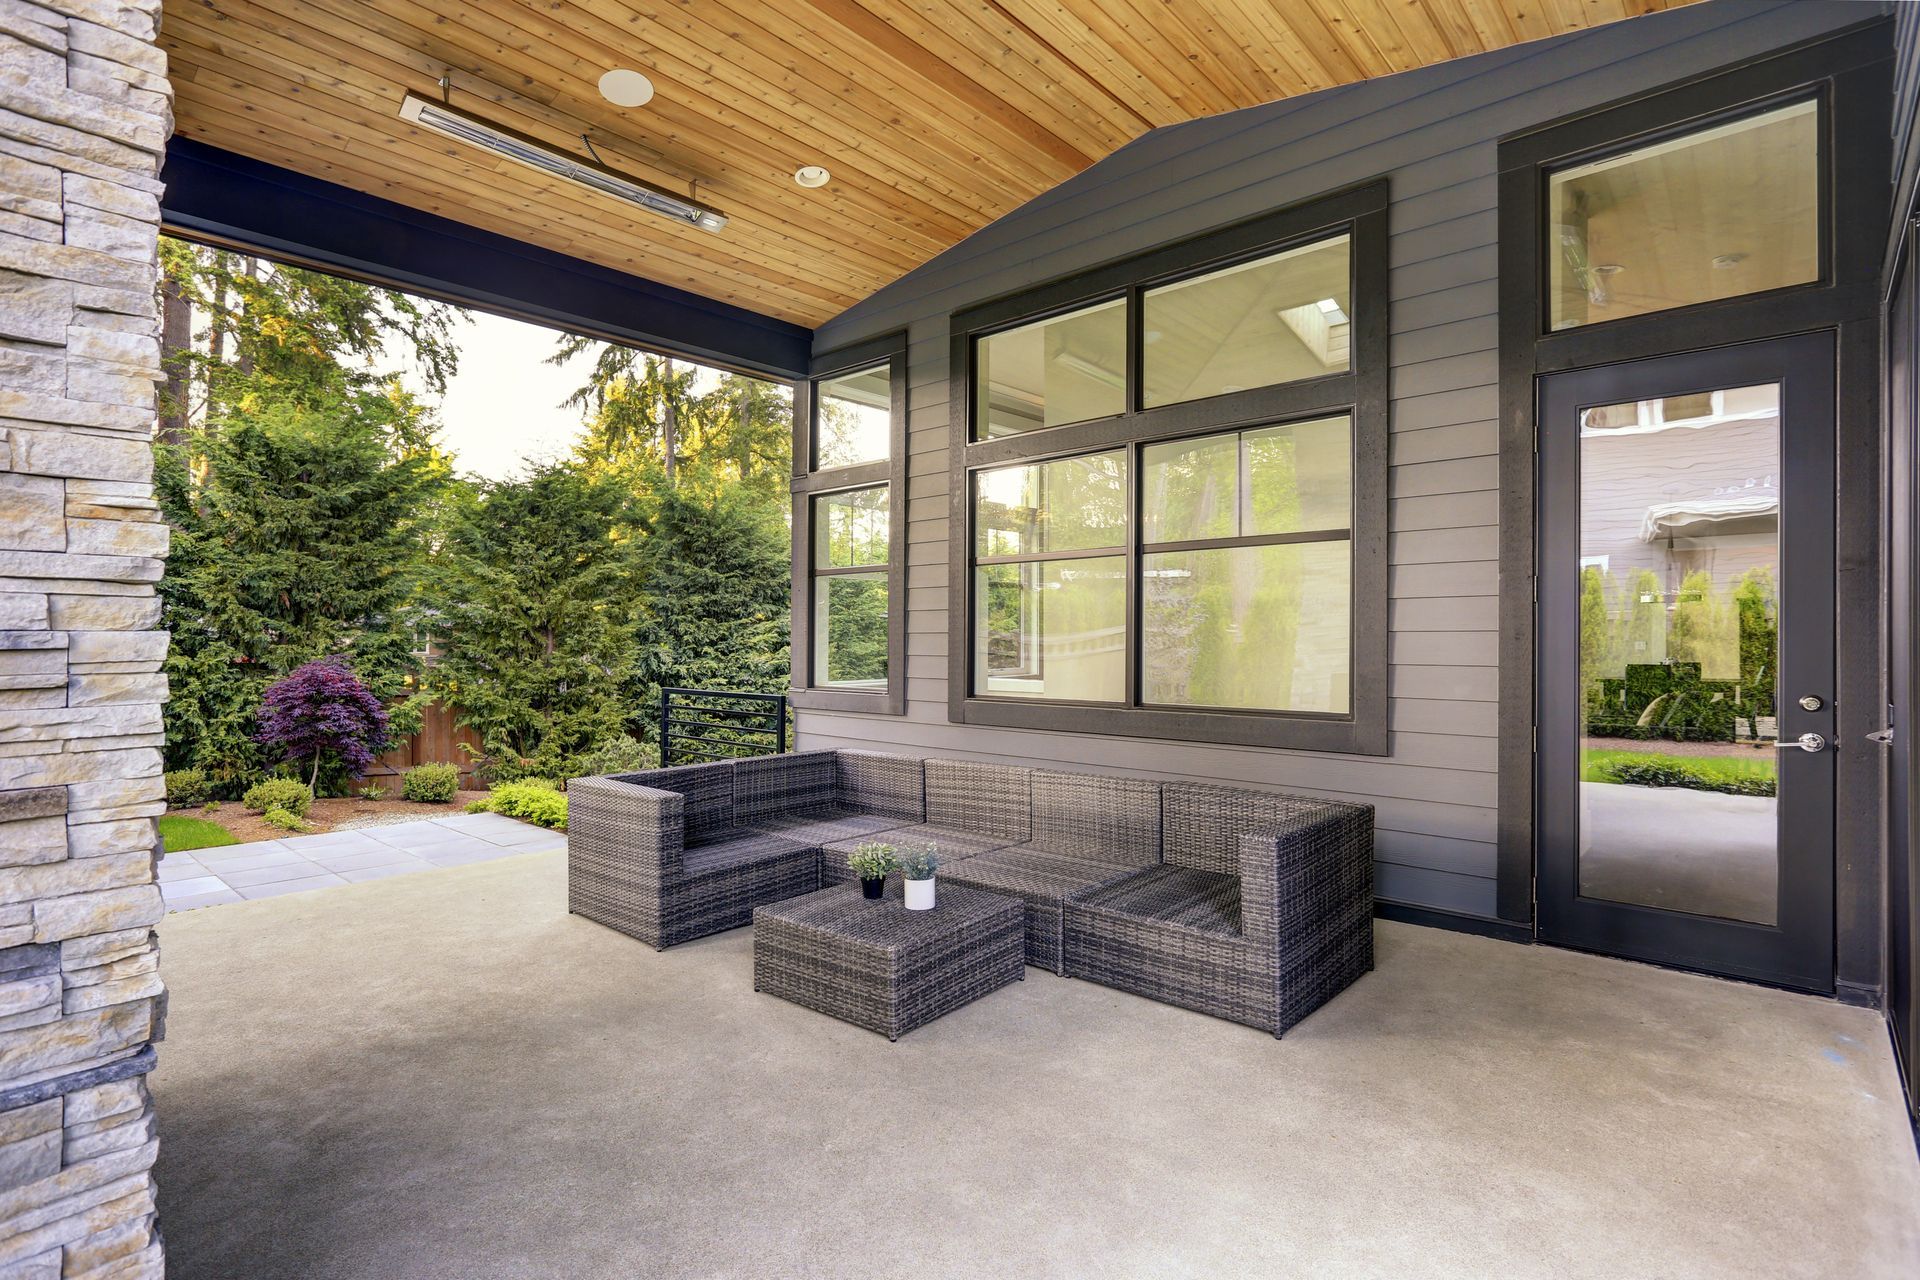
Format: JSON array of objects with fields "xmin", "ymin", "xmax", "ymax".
[{"xmin": 752, "ymin": 882, "xmax": 1025, "ymax": 1040}]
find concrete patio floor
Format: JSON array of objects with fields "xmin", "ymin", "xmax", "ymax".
[
  {"xmin": 157, "ymin": 812, "xmax": 566, "ymax": 911},
  {"xmin": 150, "ymin": 851, "xmax": 1920, "ymax": 1279}
]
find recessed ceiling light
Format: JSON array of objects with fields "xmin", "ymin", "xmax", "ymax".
[
  {"xmin": 1593, "ymin": 263, "xmax": 1624, "ymax": 275},
  {"xmin": 1712, "ymin": 252, "xmax": 1748, "ymax": 269},
  {"xmin": 794, "ymin": 165, "xmax": 831, "ymax": 189},
  {"xmin": 598, "ymin": 69, "xmax": 654, "ymax": 108}
]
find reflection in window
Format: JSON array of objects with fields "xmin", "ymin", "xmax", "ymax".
[
  {"xmin": 974, "ymin": 558, "xmax": 1126, "ymax": 701},
  {"xmin": 816, "ymin": 364, "xmax": 891, "ymax": 468},
  {"xmin": 1142, "ymin": 415, "xmax": 1351, "ymax": 544},
  {"xmin": 1549, "ymin": 100, "xmax": 1818, "ymax": 330},
  {"xmin": 974, "ymin": 451, "xmax": 1127, "ymax": 557},
  {"xmin": 1143, "ymin": 235, "xmax": 1351, "ymax": 407},
  {"xmin": 975, "ymin": 299, "xmax": 1126, "ymax": 439},
  {"xmin": 1142, "ymin": 542, "xmax": 1351, "ymax": 713},
  {"xmin": 812, "ymin": 486, "xmax": 889, "ymax": 689},
  {"xmin": 1576, "ymin": 383, "xmax": 1781, "ymax": 925}
]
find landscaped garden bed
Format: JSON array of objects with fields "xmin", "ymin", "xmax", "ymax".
[{"xmin": 164, "ymin": 790, "xmax": 495, "ymax": 849}]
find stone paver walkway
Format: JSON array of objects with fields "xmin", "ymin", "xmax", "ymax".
[{"xmin": 158, "ymin": 812, "xmax": 566, "ymax": 912}]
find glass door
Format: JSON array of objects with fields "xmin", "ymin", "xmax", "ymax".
[{"xmin": 1536, "ymin": 334, "xmax": 1835, "ymax": 991}]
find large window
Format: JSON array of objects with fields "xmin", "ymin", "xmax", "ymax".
[
  {"xmin": 791, "ymin": 333, "xmax": 906, "ymax": 715},
  {"xmin": 1546, "ymin": 98, "xmax": 1820, "ymax": 331},
  {"xmin": 948, "ymin": 183, "xmax": 1389, "ymax": 753}
]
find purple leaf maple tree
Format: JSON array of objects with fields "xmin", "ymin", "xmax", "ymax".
[{"xmin": 255, "ymin": 657, "xmax": 391, "ymax": 792}]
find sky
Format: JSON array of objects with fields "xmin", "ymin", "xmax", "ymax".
[
  {"xmin": 406, "ymin": 306, "xmax": 737, "ymax": 482},
  {"xmin": 422, "ymin": 309, "xmax": 592, "ymax": 482}
]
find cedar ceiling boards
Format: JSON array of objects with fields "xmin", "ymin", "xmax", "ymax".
[{"xmin": 162, "ymin": 1, "xmax": 1693, "ymax": 327}]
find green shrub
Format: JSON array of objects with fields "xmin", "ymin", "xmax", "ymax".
[
  {"xmin": 165, "ymin": 768, "xmax": 211, "ymax": 808},
  {"xmin": 477, "ymin": 781, "xmax": 568, "ymax": 830},
  {"xmin": 565, "ymin": 735, "xmax": 658, "ymax": 784},
  {"xmin": 402, "ymin": 762, "xmax": 461, "ymax": 804},
  {"xmin": 1602, "ymin": 758, "xmax": 1776, "ymax": 798},
  {"xmin": 261, "ymin": 806, "xmax": 312, "ymax": 833},
  {"xmin": 356, "ymin": 784, "xmax": 388, "ymax": 801},
  {"xmin": 463, "ymin": 799, "xmax": 490, "ymax": 814},
  {"xmin": 242, "ymin": 778, "xmax": 313, "ymax": 817}
]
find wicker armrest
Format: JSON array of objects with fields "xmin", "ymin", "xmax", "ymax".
[
  {"xmin": 1236, "ymin": 801, "xmax": 1374, "ymax": 951},
  {"xmin": 568, "ymin": 774, "xmax": 687, "ymax": 880}
]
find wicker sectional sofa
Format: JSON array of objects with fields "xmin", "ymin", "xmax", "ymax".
[{"xmin": 567, "ymin": 749, "xmax": 1374, "ymax": 1037}]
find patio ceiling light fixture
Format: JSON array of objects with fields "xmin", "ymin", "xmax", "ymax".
[{"xmin": 398, "ymin": 92, "xmax": 727, "ymax": 233}]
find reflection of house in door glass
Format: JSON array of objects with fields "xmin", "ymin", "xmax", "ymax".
[{"xmin": 1577, "ymin": 384, "xmax": 1782, "ymax": 926}]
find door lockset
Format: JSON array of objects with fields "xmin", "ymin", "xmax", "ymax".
[
  {"xmin": 1797, "ymin": 695, "xmax": 1824, "ymax": 712},
  {"xmin": 1776, "ymin": 732, "xmax": 1827, "ymax": 753}
]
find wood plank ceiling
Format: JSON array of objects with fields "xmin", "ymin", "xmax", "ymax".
[{"xmin": 162, "ymin": 0, "xmax": 1695, "ymax": 328}]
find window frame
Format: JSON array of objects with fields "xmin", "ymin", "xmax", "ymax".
[
  {"xmin": 947, "ymin": 181, "xmax": 1390, "ymax": 753},
  {"xmin": 791, "ymin": 331, "xmax": 908, "ymax": 715}
]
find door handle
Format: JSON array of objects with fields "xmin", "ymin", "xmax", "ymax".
[{"xmin": 1776, "ymin": 732, "xmax": 1826, "ymax": 752}]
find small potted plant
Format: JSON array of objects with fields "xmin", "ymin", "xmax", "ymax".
[
  {"xmin": 847, "ymin": 842, "xmax": 897, "ymax": 900},
  {"xmin": 898, "ymin": 842, "xmax": 939, "ymax": 911}
]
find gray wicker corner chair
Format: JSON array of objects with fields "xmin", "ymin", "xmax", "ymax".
[
  {"xmin": 942, "ymin": 770, "xmax": 1162, "ymax": 974},
  {"xmin": 567, "ymin": 761, "xmax": 819, "ymax": 950},
  {"xmin": 1062, "ymin": 781, "xmax": 1375, "ymax": 1038},
  {"xmin": 819, "ymin": 757, "xmax": 1031, "ymax": 884}
]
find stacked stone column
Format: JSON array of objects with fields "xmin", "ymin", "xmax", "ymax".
[{"xmin": 0, "ymin": 1, "xmax": 171, "ymax": 1276}]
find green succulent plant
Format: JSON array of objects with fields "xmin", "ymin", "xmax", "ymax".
[
  {"xmin": 846, "ymin": 842, "xmax": 898, "ymax": 882},
  {"xmin": 896, "ymin": 843, "xmax": 939, "ymax": 881}
]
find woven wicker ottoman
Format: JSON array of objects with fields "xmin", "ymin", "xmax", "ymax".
[{"xmin": 752, "ymin": 883, "xmax": 1025, "ymax": 1040}]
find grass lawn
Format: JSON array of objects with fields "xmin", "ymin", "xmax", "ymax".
[
  {"xmin": 158, "ymin": 814, "xmax": 240, "ymax": 854},
  {"xmin": 1581, "ymin": 747, "xmax": 1777, "ymax": 787}
]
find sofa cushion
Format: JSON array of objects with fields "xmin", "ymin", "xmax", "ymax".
[
  {"xmin": 750, "ymin": 811, "xmax": 912, "ymax": 847},
  {"xmin": 616, "ymin": 761, "xmax": 734, "ymax": 847},
  {"xmin": 924, "ymin": 759, "xmax": 1031, "ymax": 842},
  {"xmin": 1028, "ymin": 770, "xmax": 1161, "ymax": 865},
  {"xmin": 681, "ymin": 829, "xmax": 813, "ymax": 877},
  {"xmin": 944, "ymin": 846, "xmax": 1141, "ymax": 904},
  {"xmin": 1071, "ymin": 864, "xmax": 1242, "ymax": 937},
  {"xmin": 1160, "ymin": 782, "xmax": 1340, "ymax": 876},
  {"xmin": 733, "ymin": 751, "xmax": 837, "ymax": 824},
  {"xmin": 835, "ymin": 750, "xmax": 925, "ymax": 822},
  {"xmin": 819, "ymin": 823, "xmax": 1013, "ymax": 882}
]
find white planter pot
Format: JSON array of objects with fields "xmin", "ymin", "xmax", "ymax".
[{"xmin": 904, "ymin": 876, "xmax": 936, "ymax": 911}]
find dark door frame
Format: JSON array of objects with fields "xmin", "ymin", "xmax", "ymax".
[
  {"xmin": 1885, "ymin": 221, "xmax": 1919, "ymax": 1115},
  {"xmin": 1536, "ymin": 334, "xmax": 1837, "ymax": 992},
  {"xmin": 1495, "ymin": 18, "xmax": 1891, "ymax": 1000}
]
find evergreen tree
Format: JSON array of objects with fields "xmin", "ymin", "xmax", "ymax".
[
  {"xmin": 632, "ymin": 476, "xmax": 793, "ymax": 702},
  {"xmin": 423, "ymin": 463, "xmax": 639, "ymax": 778},
  {"xmin": 159, "ymin": 398, "xmax": 446, "ymax": 790}
]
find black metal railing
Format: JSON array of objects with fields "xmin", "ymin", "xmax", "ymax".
[{"xmin": 659, "ymin": 687, "xmax": 788, "ymax": 765}]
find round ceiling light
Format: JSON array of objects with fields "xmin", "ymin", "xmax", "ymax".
[
  {"xmin": 794, "ymin": 165, "xmax": 831, "ymax": 189},
  {"xmin": 598, "ymin": 68, "xmax": 655, "ymax": 108}
]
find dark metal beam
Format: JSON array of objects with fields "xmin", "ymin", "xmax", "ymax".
[{"xmin": 158, "ymin": 138, "xmax": 812, "ymax": 379}]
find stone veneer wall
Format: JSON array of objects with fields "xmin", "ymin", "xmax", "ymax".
[{"xmin": 0, "ymin": 1, "xmax": 171, "ymax": 1277}]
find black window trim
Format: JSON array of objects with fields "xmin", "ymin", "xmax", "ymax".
[
  {"xmin": 947, "ymin": 179, "xmax": 1390, "ymax": 754},
  {"xmin": 790, "ymin": 330, "xmax": 908, "ymax": 716}
]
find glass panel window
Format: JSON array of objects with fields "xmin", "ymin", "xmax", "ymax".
[
  {"xmin": 1548, "ymin": 100, "xmax": 1819, "ymax": 331},
  {"xmin": 814, "ymin": 487, "xmax": 888, "ymax": 568},
  {"xmin": 1143, "ymin": 235, "xmax": 1352, "ymax": 407},
  {"xmin": 812, "ymin": 486, "xmax": 890, "ymax": 690},
  {"xmin": 1576, "ymin": 384, "xmax": 1781, "ymax": 924},
  {"xmin": 976, "ymin": 299, "xmax": 1126, "ymax": 439},
  {"xmin": 975, "ymin": 451, "xmax": 1127, "ymax": 557},
  {"xmin": 973, "ymin": 558, "xmax": 1126, "ymax": 701},
  {"xmin": 1142, "ymin": 415, "xmax": 1351, "ymax": 544},
  {"xmin": 1142, "ymin": 542, "xmax": 1351, "ymax": 713},
  {"xmin": 815, "ymin": 364, "xmax": 891, "ymax": 468}
]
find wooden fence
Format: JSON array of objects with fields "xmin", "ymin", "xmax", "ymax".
[{"xmin": 363, "ymin": 701, "xmax": 484, "ymax": 787}]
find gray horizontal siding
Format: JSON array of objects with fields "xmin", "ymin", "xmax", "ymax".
[{"xmin": 799, "ymin": 0, "xmax": 1871, "ymax": 924}]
